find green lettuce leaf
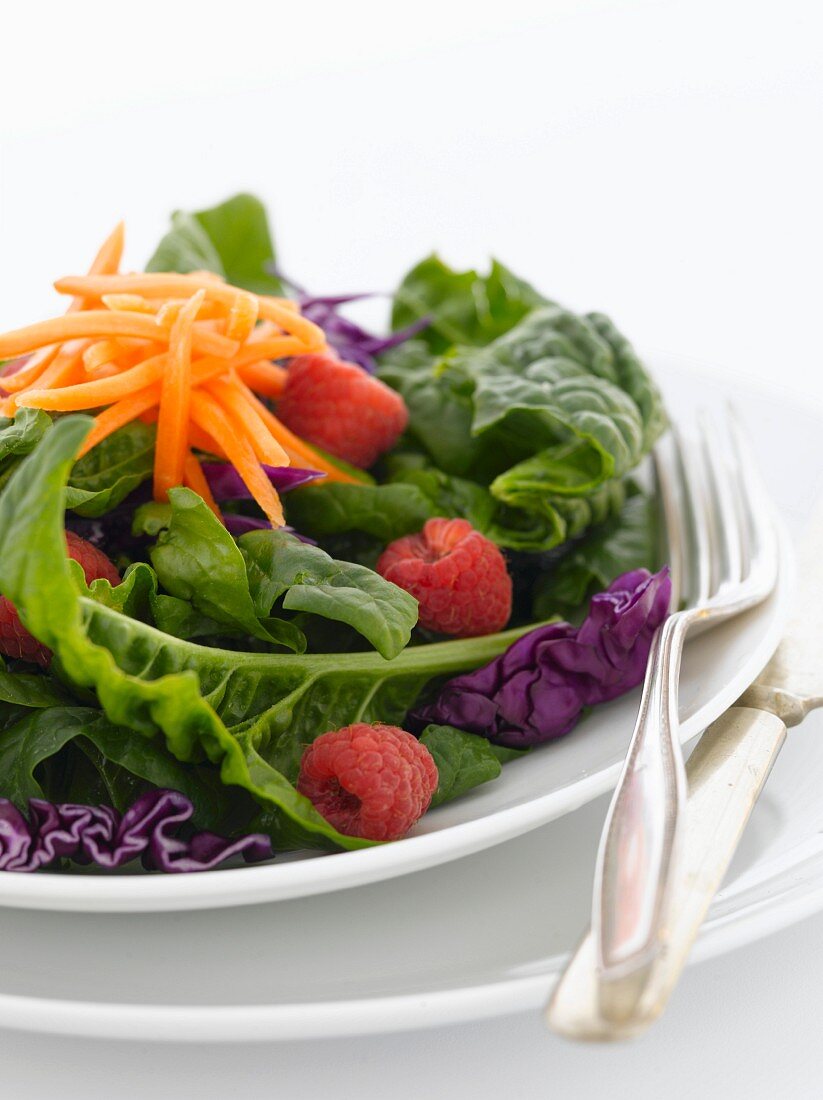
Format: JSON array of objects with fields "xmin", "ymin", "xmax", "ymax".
[
  {"xmin": 391, "ymin": 255, "xmax": 546, "ymax": 354},
  {"xmin": 147, "ymin": 193, "xmax": 282, "ymax": 296},
  {"xmin": 0, "ymin": 419, "xmax": 535, "ymax": 850}
]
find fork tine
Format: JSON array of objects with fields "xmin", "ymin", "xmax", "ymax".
[
  {"xmin": 653, "ymin": 441, "xmax": 685, "ymax": 612},
  {"xmin": 698, "ymin": 410, "xmax": 745, "ymax": 595},
  {"xmin": 673, "ymin": 426, "xmax": 712, "ymax": 607}
]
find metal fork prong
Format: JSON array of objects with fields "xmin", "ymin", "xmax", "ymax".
[
  {"xmin": 699, "ymin": 411, "xmax": 745, "ymax": 593},
  {"xmin": 653, "ymin": 441, "xmax": 686, "ymax": 613},
  {"xmin": 673, "ymin": 426, "xmax": 712, "ymax": 607}
]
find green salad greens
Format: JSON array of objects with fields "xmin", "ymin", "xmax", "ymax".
[{"xmin": 0, "ymin": 194, "xmax": 667, "ymax": 869}]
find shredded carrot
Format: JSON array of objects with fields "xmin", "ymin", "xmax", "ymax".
[
  {"xmin": 100, "ymin": 294, "xmax": 156, "ymax": 314},
  {"xmin": 22, "ymin": 339, "xmax": 92, "ymax": 395},
  {"xmin": 205, "ymin": 374, "xmax": 290, "ymax": 467},
  {"xmin": 154, "ymin": 291, "xmax": 203, "ymax": 501},
  {"xmin": 184, "ymin": 451, "xmax": 222, "ymax": 519},
  {"xmin": 189, "ymin": 390, "xmax": 285, "ymax": 526},
  {"xmin": 187, "ymin": 422, "xmax": 226, "ymax": 458},
  {"xmin": 236, "ymin": 360, "xmax": 288, "ymax": 398},
  {"xmin": 1, "ymin": 235, "xmax": 366, "ymax": 531},
  {"xmin": 0, "ymin": 312, "xmax": 237, "ymax": 360},
  {"xmin": 226, "ymin": 292, "xmax": 259, "ymax": 343},
  {"xmin": 78, "ymin": 386, "xmax": 161, "ymax": 457},
  {"xmin": 0, "ymin": 346, "xmax": 60, "ymax": 394},
  {"xmin": 54, "ymin": 274, "xmax": 324, "ymax": 349},
  {"xmin": 237, "ymin": 382, "xmax": 358, "ymax": 484}
]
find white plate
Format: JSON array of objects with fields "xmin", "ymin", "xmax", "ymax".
[
  {"xmin": 0, "ymin": 357, "xmax": 815, "ymax": 1041},
  {"xmin": 0, "ymin": 356, "xmax": 794, "ymax": 913}
]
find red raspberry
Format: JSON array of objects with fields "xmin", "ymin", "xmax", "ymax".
[
  {"xmin": 297, "ymin": 723, "xmax": 438, "ymax": 842},
  {"xmin": 377, "ymin": 517, "xmax": 512, "ymax": 637},
  {"xmin": 0, "ymin": 531, "xmax": 120, "ymax": 667},
  {"xmin": 276, "ymin": 354, "xmax": 408, "ymax": 469}
]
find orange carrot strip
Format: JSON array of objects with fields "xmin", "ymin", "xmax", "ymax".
[
  {"xmin": 205, "ymin": 375, "xmax": 290, "ymax": 467},
  {"xmin": 0, "ymin": 346, "xmax": 62, "ymax": 393},
  {"xmin": 189, "ymin": 390, "xmax": 285, "ymax": 526},
  {"xmin": 236, "ymin": 360, "xmax": 288, "ymax": 398},
  {"xmin": 0, "ymin": 396, "xmax": 16, "ymax": 416},
  {"xmin": 226, "ymin": 292, "xmax": 259, "ymax": 343},
  {"xmin": 54, "ymin": 275, "xmax": 324, "ymax": 349},
  {"xmin": 78, "ymin": 387, "xmax": 160, "ymax": 457},
  {"xmin": 156, "ymin": 298, "xmax": 226, "ymax": 327},
  {"xmin": 187, "ymin": 423, "xmax": 226, "ymax": 458},
  {"xmin": 184, "ymin": 451, "xmax": 222, "ymax": 519},
  {"xmin": 0, "ymin": 311, "xmax": 238, "ymax": 359},
  {"xmin": 23, "ymin": 339, "xmax": 92, "ymax": 394},
  {"xmin": 154, "ymin": 291, "xmax": 204, "ymax": 501},
  {"xmin": 88, "ymin": 222, "xmax": 125, "ymax": 278},
  {"xmin": 236, "ymin": 383, "xmax": 358, "ymax": 484},
  {"xmin": 19, "ymin": 352, "xmax": 170, "ymax": 411},
  {"xmin": 5, "ymin": 224, "xmax": 126, "ymax": 393},
  {"xmin": 100, "ymin": 294, "xmax": 155, "ymax": 313},
  {"xmin": 17, "ymin": 337, "xmax": 286, "ymax": 412},
  {"xmin": 82, "ymin": 338, "xmax": 159, "ymax": 373}
]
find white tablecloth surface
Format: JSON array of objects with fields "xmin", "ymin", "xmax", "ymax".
[{"xmin": 1, "ymin": 2, "xmax": 821, "ymax": 1095}]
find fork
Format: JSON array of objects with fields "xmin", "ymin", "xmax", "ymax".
[{"xmin": 547, "ymin": 410, "xmax": 779, "ymax": 1032}]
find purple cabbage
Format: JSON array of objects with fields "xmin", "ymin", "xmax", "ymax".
[
  {"xmin": 201, "ymin": 461, "xmax": 323, "ymax": 501},
  {"xmin": 222, "ymin": 513, "xmax": 316, "ymax": 544},
  {"xmin": 0, "ymin": 789, "xmax": 272, "ymax": 874},
  {"xmin": 413, "ymin": 568, "xmax": 671, "ymax": 749},
  {"xmin": 272, "ymin": 271, "xmax": 429, "ymax": 372}
]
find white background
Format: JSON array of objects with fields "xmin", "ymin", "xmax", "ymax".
[{"xmin": 1, "ymin": 0, "xmax": 822, "ymax": 1096}]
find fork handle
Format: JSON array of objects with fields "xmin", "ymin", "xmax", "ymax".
[
  {"xmin": 547, "ymin": 706, "xmax": 787, "ymax": 1040},
  {"xmin": 592, "ymin": 615, "xmax": 690, "ymax": 994}
]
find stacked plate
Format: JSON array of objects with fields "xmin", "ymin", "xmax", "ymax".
[{"xmin": 1, "ymin": 356, "xmax": 818, "ymax": 1043}]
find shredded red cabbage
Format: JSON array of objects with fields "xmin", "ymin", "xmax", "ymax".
[
  {"xmin": 201, "ymin": 462, "xmax": 323, "ymax": 500},
  {"xmin": 0, "ymin": 789, "xmax": 272, "ymax": 873},
  {"xmin": 272, "ymin": 271, "xmax": 429, "ymax": 372},
  {"xmin": 412, "ymin": 568, "xmax": 671, "ymax": 749}
]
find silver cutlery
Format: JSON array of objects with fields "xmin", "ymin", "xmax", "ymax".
[{"xmin": 547, "ymin": 412, "xmax": 782, "ymax": 1038}]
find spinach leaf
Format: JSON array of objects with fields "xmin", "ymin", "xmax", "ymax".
[
  {"xmin": 238, "ymin": 528, "xmax": 419, "ymax": 661},
  {"xmin": 0, "ymin": 408, "xmax": 51, "ymax": 489},
  {"xmin": 0, "ymin": 665, "xmax": 72, "ymax": 709},
  {"xmin": 533, "ymin": 490, "xmax": 660, "ymax": 618},
  {"xmin": 0, "ymin": 419, "xmax": 538, "ymax": 850},
  {"xmin": 65, "ymin": 421, "xmax": 155, "ymax": 517},
  {"xmin": 145, "ymin": 211, "xmax": 224, "ymax": 280},
  {"xmin": 380, "ymin": 303, "xmax": 665, "ymax": 551},
  {"xmin": 145, "ymin": 487, "xmax": 305, "ymax": 651},
  {"xmin": 420, "ymin": 724, "xmax": 503, "ymax": 807},
  {"xmin": 0, "ymin": 707, "xmax": 233, "ymax": 829},
  {"xmin": 283, "ymin": 481, "xmax": 436, "ymax": 542},
  {"xmin": 147, "ymin": 193, "xmax": 282, "ymax": 296},
  {"xmin": 391, "ymin": 255, "xmax": 546, "ymax": 354}
]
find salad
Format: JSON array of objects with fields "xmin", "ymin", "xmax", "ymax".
[{"xmin": 0, "ymin": 194, "xmax": 670, "ymax": 873}]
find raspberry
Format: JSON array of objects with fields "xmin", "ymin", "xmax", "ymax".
[
  {"xmin": 0, "ymin": 531, "xmax": 120, "ymax": 667},
  {"xmin": 377, "ymin": 517, "xmax": 512, "ymax": 637},
  {"xmin": 297, "ymin": 723, "xmax": 438, "ymax": 842},
  {"xmin": 276, "ymin": 354, "xmax": 408, "ymax": 469}
]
